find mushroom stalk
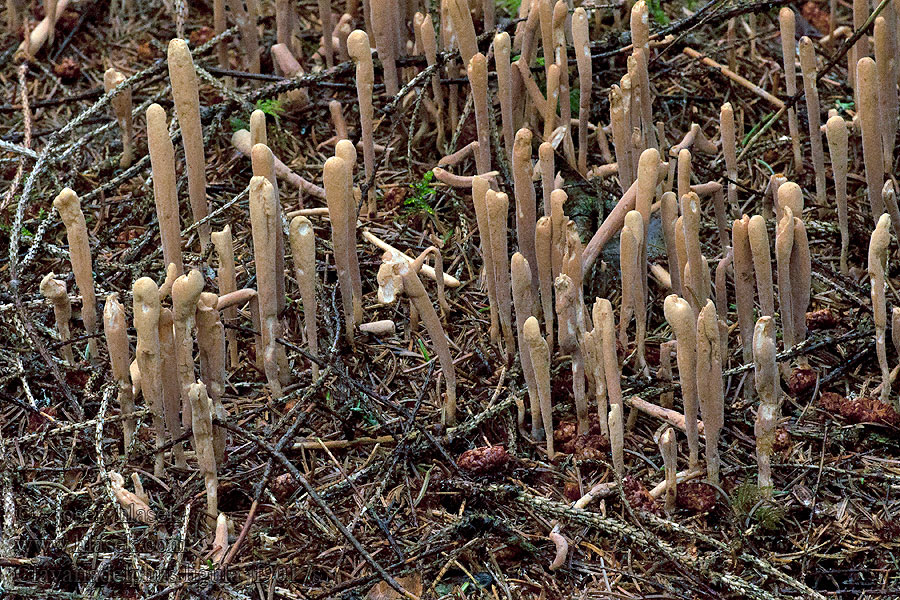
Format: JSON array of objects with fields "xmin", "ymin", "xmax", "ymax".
[
  {"xmin": 211, "ymin": 226, "xmax": 238, "ymax": 368},
  {"xmin": 858, "ymin": 57, "xmax": 885, "ymax": 220},
  {"xmin": 168, "ymin": 39, "xmax": 210, "ymax": 249},
  {"xmin": 874, "ymin": 17, "xmax": 898, "ymax": 172},
  {"xmin": 825, "ymin": 115, "xmax": 849, "ymax": 274},
  {"xmin": 513, "ymin": 128, "xmax": 539, "ymax": 292},
  {"xmin": 619, "ymin": 211, "xmax": 646, "ymax": 372},
  {"xmin": 348, "ymin": 30, "xmax": 377, "ymax": 216},
  {"xmin": 157, "ymin": 308, "xmax": 185, "ymax": 468},
  {"xmin": 535, "ymin": 216, "xmax": 554, "ymax": 353},
  {"xmin": 512, "ymin": 253, "xmax": 541, "ymax": 440},
  {"xmin": 53, "ymin": 188, "xmax": 98, "ymax": 359},
  {"xmin": 289, "ymin": 216, "xmax": 319, "ymax": 380},
  {"xmin": 720, "ymin": 103, "xmax": 738, "ymax": 216},
  {"xmin": 660, "ymin": 192, "xmax": 681, "ymax": 296},
  {"xmin": 103, "ymin": 293, "xmax": 134, "ymax": 448},
  {"xmin": 524, "ymin": 316, "xmax": 553, "ymax": 457},
  {"xmin": 370, "ymin": 0, "xmax": 398, "ymax": 95},
  {"xmin": 732, "ymin": 216, "xmax": 756, "ymax": 365},
  {"xmin": 747, "ymin": 215, "xmax": 776, "ymax": 317},
  {"xmin": 40, "ymin": 273, "xmax": 73, "ymax": 364},
  {"xmin": 556, "ymin": 274, "xmax": 588, "ymax": 434},
  {"xmin": 146, "ymin": 104, "xmax": 183, "ymax": 276},
  {"xmin": 472, "ymin": 176, "xmax": 500, "ymax": 345},
  {"xmin": 696, "ymin": 300, "xmax": 724, "ymax": 486},
  {"xmin": 539, "ymin": 142, "xmax": 555, "ymax": 219},
  {"xmin": 775, "ymin": 207, "xmax": 796, "ymax": 352},
  {"xmin": 659, "ymin": 427, "xmax": 677, "ymax": 513},
  {"xmin": 753, "ymin": 316, "xmax": 778, "ymax": 496},
  {"xmin": 468, "ymin": 53, "xmax": 491, "ymax": 175},
  {"xmin": 663, "ymin": 295, "xmax": 700, "ymax": 469},
  {"xmin": 798, "ymin": 38, "xmax": 826, "ymax": 205},
  {"xmin": 495, "ymin": 32, "xmax": 514, "ymax": 159},
  {"xmin": 171, "ymin": 270, "xmax": 204, "ymax": 453},
  {"xmin": 398, "ymin": 258, "xmax": 457, "ymax": 426},
  {"xmin": 487, "ymin": 190, "xmax": 516, "ymax": 361},
  {"xmin": 869, "ymin": 213, "xmax": 893, "ymax": 407},
  {"xmin": 104, "ymin": 69, "xmax": 133, "ymax": 168},
  {"xmin": 250, "ymin": 176, "xmax": 289, "ymax": 396},
  {"xmin": 251, "ymin": 143, "xmax": 287, "ymax": 317},
  {"xmin": 132, "ymin": 277, "xmax": 167, "ymax": 477},
  {"xmin": 596, "ymin": 298, "xmax": 624, "ymax": 461},
  {"xmin": 779, "ymin": 8, "xmax": 803, "ymax": 173},
  {"xmin": 196, "ymin": 292, "xmax": 228, "ymax": 465},
  {"xmin": 189, "ymin": 381, "xmax": 218, "ymax": 524},
  {"xmin": 572, "ymin": 7, "xmax": 591, "ymax": 175},
  {"xmin": 324, "ymin": 156, "xmax": 361, "ymax": 343}
]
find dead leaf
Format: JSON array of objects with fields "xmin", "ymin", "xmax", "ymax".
[{"xmin": 366, "ymin": 574, "xmax": 423, "ymax": 600}]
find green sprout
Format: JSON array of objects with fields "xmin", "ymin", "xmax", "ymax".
[
  {"xmin": 405, "ymin": 170, "xmax": 437, "ymax": 217},
  {"xmin": 255, "ymin": 98, "xmax": 285, "ymax": 123}
]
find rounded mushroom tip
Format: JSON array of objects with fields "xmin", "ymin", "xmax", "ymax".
[
  {"xmin": 523, "ymin": 315, "xmax": 541, "ymax": 340},
  {"xmin": 346, "ymin": 30, "xmax": 370, "ymax": 59},
  {"xmin": 167, "ymin": 37, "xmax": 190, "ymax": 57},
  {"xmin": 199, "ymin": 291, "xmax": 219, "ymax": 308},
  {"xmin": 290, "ymin": 215, "xmax": 313, "ymax": 237},
  {"xmin": 335, "ymin": 139, "xmax": 356, "ymax": 163},
  {"xmin": 53, "ymin": 187, "xmax": 79, "ymax": 209},
  {"xmin": 133, "ymin": 276, "xmax": 159, "ymax": 302},
  {"xmin": 103, "ymin": 68, "xmax": 125, "ymax": 90}
]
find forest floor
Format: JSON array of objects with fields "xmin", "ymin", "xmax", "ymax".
[{"xmin": 1, "ymin": 0, "xmax": 900, "ymax": 598}]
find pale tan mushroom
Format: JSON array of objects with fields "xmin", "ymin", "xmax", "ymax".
[
  {"xmin": 658, "ymin": 427, "xmax": 677, "ymax": 513},
  {"xmin": 167, "ymin": 39, "xmax": 210, "ymax": 249},
  {"xmin": 858, "ymin": 57, "xmax": 885, "ymax": 220},
  {"xmin": 663, "ymin": 295, "xmax": 700, "ymax": 469},
  {"xmin": 572, "ymin": 7, "xmax": 591, "ymax": 175},
  {"xmin": 196, "ymin": 292, "xmax": 228, "ymax": 465},
  {"xmin": 447, "ymin": 0, "xmax": 478, "ymax": 67},
  {"xmin": 790, "ymin": 209, "xmax": 811, "ymax": 357},
  {"xmin": 146, "ymin": 104, "xmax": 183, "ymax": 276},
  {"xmin": 779, "ymin": 8, "xmax": 803, "ymax": 173},
  {"xmin": 874, "ymin": 17, "xmax": 898, "ymax": 173},
  {"xmin": 397, "ymin": 257, "xmax": 458, "ymax": 426},
  {"xmin": 317, "ymin": 0, "xmax": 334, "ymax": 68},
  {"xmin": 523, "ymin": 315, "xmax": 553, "ymax": 457},
  {"xmin": 324, "ymin": 156, "xmax": 360, "ymax": 344},
  {"xmin": 133, "ymin": 277, "xmax": 167, "ymax": 477},
  {"xmin": 549, "ymin": 188, "xmax": 566, "ymax": 281},
  {"xmin": 103, "ymin": 68, "xmax": 133, "ymax": 168},
  {"xmin": 109, "ymin": 471, "xmax": 155, "ymax": 524},
  {"xmin": 535, "ymin": 217, "xmax": 554, "ymax": 352},
  {"xmin": 681, "ymin": 191, "xmax": 709, "ymax": 313},
  {"xmin": 211, "ymin": 226, "xmax": 238, "ymax": 368},
  {"xmin": 250, "ymin": 176, "xmax": 289, "ymax": 396},
  {"xmin": 40, "ymin": 273, "xmax": 73, "ymax": 364},
  {"xmin": 171, "ymin": 270, "xmax": 203, "ymax": 439},
  {"xmin": 53, "ymin": 188, "xmax": 98, "ymax": 359},
  {"xmin": 753, "ymin": 316, "xmax": 778, "ymax": 496},
  {"xmin": 103, "ymin": 293, "xmax": 134, "ymax": 448},
  {"xmin": 157, "ymin": 307, "xmax": 185, "ymax": 468},
  {"xmin": 825, "ymin": 115, "xmax": 849, "ymax": 274},
  {"xmin": 189, "ymin": 380, "xmax": 218, "ymax": 523},
  {"xmin": 609, "ymin": 402, "xmax": 625, "ymax": 476},
  {"xmin": 610, "ymin": 85, "xmax": 633, "ymax": 192},
  {"xmin": 720, "ymin": 103, "xmax": 738, "ymax": 216},
  {"xmin": 798, "ymin": 38, "xmax": 826, "ymax": 205},
  {"xmin": 869, "ymin": 213, "xmax": 893, "ymax": 407},
  {"xmin": 487, "ymin": 189, "xmax": 516, "ymax": 360},
  {"xmin": 539, "ymin": 142, "xmax": 555, "ymax": 219},
  {"xmin": 513, "ymin": 128, "xmax": 538, "ymax": 291},
  {"xmin": 251, "ymin": 143, "xmax": 287, "ymax": 316},
  {"xmin": 732, "ymin": 216, "xmax": 756, "ymax": 365},
  {"xmin": 595, "ymin": 298, "xmax": 624, "ymax": 456},
  {"xmin": 370, "ymin": 0, "xmax": 398, "ymax": 95},
  {"xmin": 543, "ymin": 62, "xmax": 560, "ymax": 142},
  {"xmin": 775, "ymin": 207, "xmax": 796, "ymax": 351},
  {"xmin": 495, "ymin": 31, "xmax": 514, "ymax": 159},
  {"xmin": 748, "ymin": 215, "xmax": 776, "ymax": 318},
  {"xmin": 211, "ymin": 512, "xmax": 230, "ymax": 565},
  {"xmin": 420, "ymin": 13, "xmax": 445, "ymax": 146},
  {"xmin": 467, "ymin": 53, "xmax": 491, "ymax": 175},
  {"xmin": 556, "ymin": 273, "xmax": 588, "ymax": 433},
  {"xmin": 619, "ymin": 211, "xmax": 643, "ymax": 367},
  {"xmin": 660, "ymin": 191, "xmax": 681, "ymax": 296},
  {"xmin": 348, "ymin": 30, "xmax": 377, "ymax": 216},
  {"xmin": 696, "ymin": 300, "xmax": 724, "ymax": 485},
  {"xmin": 289, "ymin": 216, "xmax": 319, "ymax": 379},
  {"xmin": 512, "ymin": 253, "xmax": 541, "ymax": 439}
]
